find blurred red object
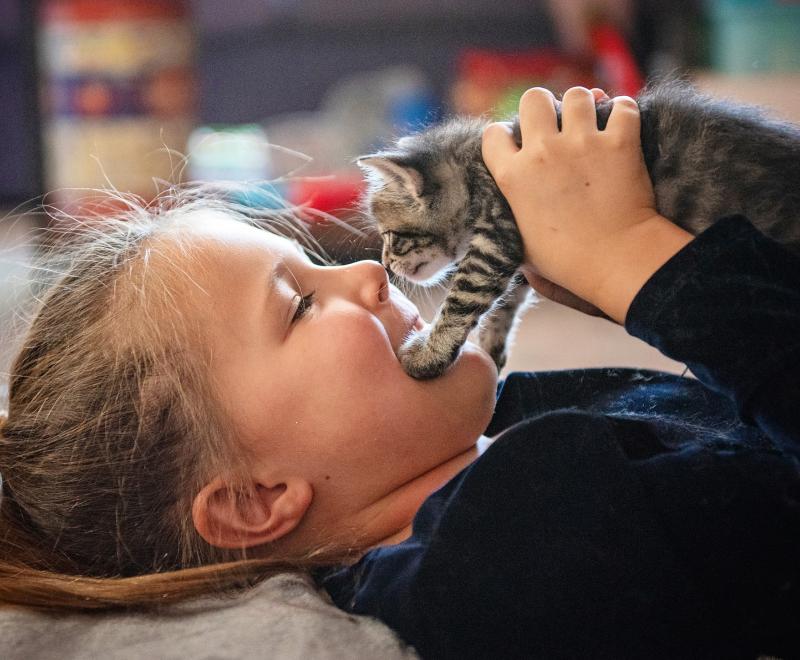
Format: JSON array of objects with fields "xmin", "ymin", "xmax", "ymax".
[
  {"xmin": 451, "ymin": 48, "xmax": 596, "ymax": 116},
  {"xmin": 451, "ymin": 32, "xmax": 644, "ymax": 117},
  {"xmin": 458, "ymin": 49, "xmax": 585, "ymax": 86},
  {"xmin": 41, "ymin": 0, "xmax": 189, "ymax": 21},
  {"xmin": 288, "ymin": 176, "xmax": 364, "ymax": 220},
  {"xmin": 589, "ymin": 22, "xmax": 644, "ymax": 97}
]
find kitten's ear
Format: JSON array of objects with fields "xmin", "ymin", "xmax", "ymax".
[{"xmin": 357, "ymin": 154, "xmax": 424, "ymax": 198}]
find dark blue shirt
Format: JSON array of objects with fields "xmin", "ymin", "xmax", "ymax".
[{"xmin": 320, "ymin": 217, "xmax": 800, "ymax": 659}]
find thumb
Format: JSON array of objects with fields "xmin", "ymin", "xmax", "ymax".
[{"xmin": 481, "ymin": 122, "xmax": 518, "ymax": 176}]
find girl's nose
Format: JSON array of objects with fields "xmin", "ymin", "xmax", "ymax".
[{"xmin": 336, "ymin": 259, "xmax": 390, "ymax": 309}]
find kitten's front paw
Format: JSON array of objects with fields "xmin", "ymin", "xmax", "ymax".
[{"xmin": 398, "ymin": 328, "xmax": 457, "ymax": 380}]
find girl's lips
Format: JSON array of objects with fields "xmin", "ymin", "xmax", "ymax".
[
  {"xmin": 389, "ymin": 311, "xmax": 424, "ymax": 360},
  {"xmin": 385, "ymin": 284, "xmax": 425, "ymax": 355}
]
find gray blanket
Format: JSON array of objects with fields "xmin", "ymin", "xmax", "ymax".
[{"xmin": 0, "ymin": 572, "xmax": 418, "ymax": 659}]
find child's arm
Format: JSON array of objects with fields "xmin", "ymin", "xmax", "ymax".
[
  {"xmin": 482, "ymin": 86, "xmax": 692, "ymax": 324},
  {"xmin": 484, "ymin": 86, "xmax": 800, "ymax": 447}
]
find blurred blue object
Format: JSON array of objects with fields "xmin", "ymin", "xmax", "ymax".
[
  {"xmin": 389, "ymin": 89, "xmax": 440, "ymax": 132},
  {"xmin": 228, "ymin": 182, "xmax": 288, "ymax": 210},
  {"xmin": 707, "ymin": 0, "xmax": 800, "ymax": 72}
]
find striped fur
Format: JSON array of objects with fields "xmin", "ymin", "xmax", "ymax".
[{"xmin": 360, "ymin": 81, "xmax": 800, "ymax": 379}]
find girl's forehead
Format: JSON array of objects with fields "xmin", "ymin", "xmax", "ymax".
[
  {"xmin": 162, "ymin": 216, "xmax": 301, "ymax": 312},
  {"xmin": 178, "ymin": 212, "xmax": 299, "ymax": 258}
]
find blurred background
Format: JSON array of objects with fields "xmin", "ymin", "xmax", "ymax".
[{"xmin": 1, "ymin": 0, "xmax": 799, "ymax": 378}]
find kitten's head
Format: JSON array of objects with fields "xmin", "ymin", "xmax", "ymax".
[{"xmin": 358, "ymin": 119, "xmax": 483, "ymax": 284}]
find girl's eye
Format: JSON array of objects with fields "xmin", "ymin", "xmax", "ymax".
[{"xmin": 291, "ymin": 291, "xmax": 316, "ymax": 323}]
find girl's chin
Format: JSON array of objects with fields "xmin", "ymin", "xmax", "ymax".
[
  {"xmin": 452, "ymin": 340, "xmax": 499, "ymax": 381},
  {"xmin": 460, "ymin": 339, "xmax": 495, "ymax": 363}
]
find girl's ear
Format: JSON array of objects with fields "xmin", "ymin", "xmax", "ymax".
[
  {"xmin": 357, "ymin": 154, "xmax": 424, "ymax": 198},
  {"xmin": 192, "ymin": 476, "xmax": 313, "ymax": 549}
]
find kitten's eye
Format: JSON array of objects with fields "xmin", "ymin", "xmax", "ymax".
[{"xmin": 291, "ymin": 291, "xmax": 316, "ymax": 323}]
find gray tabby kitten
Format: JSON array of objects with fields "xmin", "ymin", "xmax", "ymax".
[{"xmin": 359, "ymin": 81, "xmax": 800, "ymax": 379}]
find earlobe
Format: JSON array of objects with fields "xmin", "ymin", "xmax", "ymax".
[{"xmin": 192, "ymin": 476, "xmax": 314, "ymax": 550}]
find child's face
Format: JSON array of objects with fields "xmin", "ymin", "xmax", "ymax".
[{"xmin": 172, "ymin": 212, "xmax": 497, "ymax": 546}]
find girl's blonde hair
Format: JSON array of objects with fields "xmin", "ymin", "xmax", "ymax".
[{"xmin": 0, "ymin": 185, "xmax": 341, "ymax": 611}]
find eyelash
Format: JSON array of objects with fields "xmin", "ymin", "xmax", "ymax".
[{"xmin": 291, "ymin": 291, "xmax": 316, "ymax": 323}]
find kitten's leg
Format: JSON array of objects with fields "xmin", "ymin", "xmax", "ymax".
[
  {"xmin": 399, "ymin": 230, "xmax": 522, "ymax": 379},
  {"xmin": 478, "ymin": 273, "xmax": 530, "ymax": 372}
]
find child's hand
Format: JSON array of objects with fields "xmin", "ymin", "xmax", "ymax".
[{"xmin": 482, "ymin": 86, "xmax": 691, "ymax": 323}]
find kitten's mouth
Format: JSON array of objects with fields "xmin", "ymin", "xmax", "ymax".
[
  {"xmin": 392, "ymin": 256, "xmax": 453, "ymax": 285},
  {"xmin": 391, "ymin": 261, "xmax": 432, "ymax": 283},
  {"xmin": 388, "ymin": 260, "xmax": 428, "ymax": 281}
]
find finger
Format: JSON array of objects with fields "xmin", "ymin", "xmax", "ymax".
[
  {"xmin": 605, "ymin": 95, "xmax": 640, "ymax": 141},
  {"xmin": 590, "ymin": 88, "xmax": 610, "ymax": 103},
  {"xmin": 481, "ymin": 122, "xmax": 518, "ymax": 173},
  {"xmin": 560, "ymin": 86, "xmax": 598, "ymax": 135},
  {"xmin": 518, "ymin": 87, "xmax": 558, "ymax": 140}
]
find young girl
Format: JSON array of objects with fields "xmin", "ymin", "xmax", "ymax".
[{"xmin": 1, "ymin": 87, "xmax": 798, "ymax": 658}]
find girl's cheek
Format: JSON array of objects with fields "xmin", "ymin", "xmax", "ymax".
[{"xmin": 327, "ymin": 315, "xmax": 390, "ymax": 352}]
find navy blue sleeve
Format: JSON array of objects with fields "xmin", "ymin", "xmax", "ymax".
[{"xmin": 625, "ymin": 215, "xmax": 800, "ymax": 449}]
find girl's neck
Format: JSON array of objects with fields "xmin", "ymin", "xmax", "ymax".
[
  {"xmin": 272, "ymin": 438, "xmax": 490, "ymax": 559},
  {"xmin": 366, "ymin": 441, "xmax": 484, "ymax": 549}
]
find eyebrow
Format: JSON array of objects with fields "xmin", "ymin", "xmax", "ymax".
[
  {"xmin": 267, "ymin": 258, "xmax": 287, "ymax": 300},
  {"xmin": 264, "ymin": 258, "xmax": 289, "ymax": 334}
]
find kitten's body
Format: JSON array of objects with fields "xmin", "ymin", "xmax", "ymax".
[{"xmin": 360, "ymin": 82, "xmax": 800, "ymax": 379}]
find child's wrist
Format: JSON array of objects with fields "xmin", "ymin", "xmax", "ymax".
[{"xmin": 581, "ymin": 214, "xmax": 693, "ymax": 323}]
